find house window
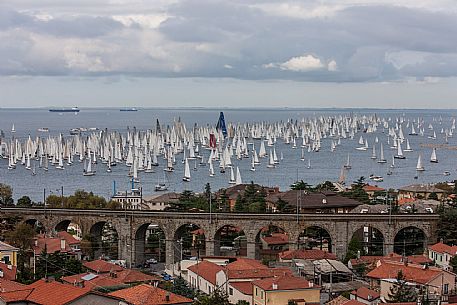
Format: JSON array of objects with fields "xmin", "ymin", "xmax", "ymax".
[
  {"xmin": 261, "ymin": 291, "xmax": 264, "ymax": 299},
  {"xmin": 2, "ymin": 256, "xmax": 10, "ymax": 264},
  {"xmin": 444, "ymin": 284, "xmax": 449, "ymax": 294},
  {"xmin": 229, "ymin": 288, "xmax": 233, "ymax": 295},
  {"xmin": 256, "ymin": 288, "xmax": 258, "ymax": 296}
]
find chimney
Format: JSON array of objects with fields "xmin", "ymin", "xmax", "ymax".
[
  {"xmin": 272, "ymin": 283, "xmax": 278, "ymax": 290},
  {"xmin": 165, "ymin": 292, "xmax": 170, "ymax": 302},
  {"xmin": 7, "ymin": 265, "xmax": 12, "ymax": 270},
  {"xmin": 60, "ymin": 239, "xmax": 66, "ymax": 250},
  {"xmin": 34, "ymin": 239, "xmax": 38, "ymax": 247},
  {"xmin": 309, "ymin": 282, "xmax": 314, "ymax": 288}
]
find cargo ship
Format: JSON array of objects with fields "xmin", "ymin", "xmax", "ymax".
[{"xmin": 49, "ymin": 107, "xmax": 80, "ymax": 113}]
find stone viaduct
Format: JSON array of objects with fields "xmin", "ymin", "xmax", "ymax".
[{"xmin": 0, "ymin": 208, "xmax": 439, "ymax": 268}]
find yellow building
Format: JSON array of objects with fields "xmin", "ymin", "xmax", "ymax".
[
  {"xmin": 0, "ymin": 241, "xmax": 18, "ymax": 266},
  {"xmin": 252, "ymin": 275, "xmax": 321, "ymax": 305}
]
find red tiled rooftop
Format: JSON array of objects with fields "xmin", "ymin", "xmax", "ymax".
[
  {"xmin": 56, "ymin": 231, "xmax": 81, "ymax": 245},
  {"xmin": 230, "ymin": 281, "xmax": 253, "ymax": 295},
  {"xmin": 342, "ymin": 300, "xmax": 367, "ymax": 305},
  {"xmin": 0, "ymin": 279, "xmax": 91, "ymax": 305},
  {"xmin": 429, "ymin": 242, "xmax": 457, "ymax": 255},
  {"xmin": 363, "ymin": 185, "xmax": 385, "ymax": 192},
  {"xmin": 227, "ymin": 267, "xmax": 292, "ymax": 280},
  {"xmin": 350, "ymin": 286, "xmax": 380, "ymax": 300},
  {"xmin": 187, "ymin": 260, "xmax": 224, "ymax": 285},
  {"xmin": 0, "ymin": 278, "xmax": 26, "ymax": 292},
  {"xmin": 109, "ymin": 283, "xmax": 192, "ymax": 305},
  {"xmin": 225, "ymin": 258, "xmax": 267, "ymax": 271},
  {"xmin": 262, "ymin": 233, "xmax": 289, "ymax": 245},
  {"xmin": 367, "ymin": 261, "xmax": 443, "ymax": 284},
  {"xmin": 253, "ymin": 275, "xmax": 317, "ymax": 291},
  {"xmin": 62, "ymin": 269, "xmax": 158, "ymax": 289},
  {"xmin": 83, "ymin": 259, "xmax": 124, "ymax": 273}
]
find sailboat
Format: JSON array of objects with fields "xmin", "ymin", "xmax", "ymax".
[
  {"xmin": 31, "ymin": 164, "xmax": 37, "ymax": 176},
  {"xmin": 394, "ymin": 140, "xmax": 405, "ymax": 159},
  {"xmin": 430, "ymin": 148, "xmax": 438, "ymax": 163},
  {"xmin": 300, "ymin": 148, "xmax": 305, "ymax": 161},
  {"xmin": 390, "ymin": 155, "xmax": 395, "ymax": 168},
  {"xmin": 183, "ymin": 158, "xmax": 191, "ymax": 182},
  {"xmin": 377, "ymin": 143, "xmax": 387, "ymax": 163},
  {"xmin": 267, "ymin": 150, "xmax": 275, "ymax": 168},
  {"xmin": 155, "ymin": 172, "xmax": 168, "ymax": 191},
  {"xmin": 404, "ymin": 139, "xmax": 413, "ymax": 152},
  {"xmin": 235, "ymin": 166, "xmax": 242, "ymax": 185},
  {"xmin": 416, "ymin": 154, "xmax": 425, "ymax": 171},
  {"xmin": 307, "ymin": 159, "xmax": 311, "ymax": 169},
  {"xmin": 83, "ymin": 158, "xmax": 96, "ymax": 176},
  {"xmin": 229, "ymin": 166, "xmax": 236, "ymax": 184},
  {"xmin": 370, "ymin": 145, "xmax": 377, "ymax": 159},
  {"xmin": 209, "ymin": 159, "xmax": 215, "ymax": 177},
  {"xmin": 343, "ymin": 154, "xmax": 351, "ymax": 169},
  {"xmin": 250, "ymin": 155, "xmax": 256, "ymax": 171}
]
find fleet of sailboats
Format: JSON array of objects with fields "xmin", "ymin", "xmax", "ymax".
[{"xmin": 1, "ymin": 113, "xmax": 454, "ymax": 195}]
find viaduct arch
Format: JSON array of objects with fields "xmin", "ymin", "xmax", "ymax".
[{"xmin": 4, "ymin": 208, "xmax": 438, "ymax": 268}]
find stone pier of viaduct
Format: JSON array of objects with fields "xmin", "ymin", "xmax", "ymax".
[{"xmin": 0, "ymin": 208, "xmax": 439, "ymax": 268}]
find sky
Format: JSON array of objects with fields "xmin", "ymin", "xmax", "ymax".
[{"xmin": 1, "ymin": 0, "xmax": 457, "ymax": 108}]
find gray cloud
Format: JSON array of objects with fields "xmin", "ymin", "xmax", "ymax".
[{"xmin": 0, "ymin": 1, "xmax": 456, "ymax": 82}]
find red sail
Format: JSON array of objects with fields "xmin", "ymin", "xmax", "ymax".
[{"xmin": 209, "ymin": 133, "xmax": 216, "ymax": 148}]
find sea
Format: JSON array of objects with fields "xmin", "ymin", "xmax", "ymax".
[{"xmin": 0, "ymin": 107, "xmax": 456, "ymax": 202}]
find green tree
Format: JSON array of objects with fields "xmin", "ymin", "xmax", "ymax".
[
  {"xmin": 344, "ymin": 237, "xmax": 362, "ymax": 263},
  {"xmin": 449, "ymin": 255, "xmax": 457, "ymax": 272},
  {"xmin": 6, "ymin": 223, "xmax": 36, "ymax": 250},
  {"xmin": 17, "ymin": 196, "xmax": 32, "ymax": 207},
  {"xmin": 218, "ymin": 189, "xmax": 230, "ymax": 212},
  {"xmin": 171, "ymin": 275, "xmax": 195, "ymax": 299},
  {"xmin": 342, "ymin": 177, "xmax": 370, "ymax": 204},
  {"xmin": 437, "ymin": 206, "xmax": 457, "ymax": 244},
  {"xmin": 315, "ymin": 181, "xmax": 336, "ymax": 192},
  {"xmin": 276, "ymin": 198, "xmax": 289, "ymax": 213},
  {"xmin": 194, "ymin": 289, "xmax": 231, "ymax": 305},
  {"xmin": 428, "ymin": 192, "xmax": 438, "ymax": 200},
  {"xmin": 291, "ymin": 180, "xmax": 313, "ymax": 191},
  {"xmin": 387, "ymin": 270, "xmax": 417, "ymax": 303},
  {"xmin": 0, "ymin": 183, "xmax": 13, "ymax": 206}
]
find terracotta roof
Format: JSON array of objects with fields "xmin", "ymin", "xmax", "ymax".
[
  {"xmin": 383, "ymin": 303, "xmax": 416, "ymax": 305},
  {"xmin": 227, "ymin": 267, "xmax": 292, "ymax": 280},
  {"xmin": 0, "ymin": 279, "xmax": 91, "ymax": 305},
  {"xmin": 326, "ymin": 295, "xmax": 349, "ymax": 305},
  {"xmin": 187, "ymin": 260, "xmax": 224, "ymax": 285},
  {"xmin": 262, "ymin": 233, "xmax": 289, "ymax": 245},
  {"xmin": 367, "ymin": 261, "xmax": 444, "ymax": 284},
  {"xmin": 350, "ymin": 287, "xmax": 380, "ymax": 300},
  {"xmin": 230, "ymin": 281, "xmax": 253, "ymax": 295},
  {"xmin": 252, "ymin": 275, "xmax": 316, "ymax": 291},
  {"xmin": 429, "ymin": 242, "xmax": 457, "ymax": 255},
  {"xmin": 62, "ymin": 269, "xmax": 158, "ymax": 289},
  {"xmin": 363, "ymin": 185, "xmax": 385, "ymax": 192},
  {"xmin": 0, "ymin": 262, "xmax": 17, "ymax": 281},
  {"xmin": 109, "ymin": 283, "xmax": 192, "ymax": 305},
  {"xmin": 0, "ymin": 279, "xmax": 26, "ymax": 292},
  {"xmin": 226, "ymin": 258, "xmax": 267, "ymax": 271},
  {"xmin": 279, "ymin": 249, "xmax": 336, "ymax": 260},
  {"xmin": 342, "ymin": 300, "xmax": 367, "ymax": 305},
  {"xmin": 56, "ymin": 231, "xmax": 81, "ymax": 245},
  {"xmin": 83, "ymin": 259, "xmax": 124, "ymax": 273},
  {"xmin": 32, "ymin": 234, "xmax": 75, "ymax": 255},
  {"xmin": 350, "ymin": 253, "xmax": 431, "ymax": 267}
]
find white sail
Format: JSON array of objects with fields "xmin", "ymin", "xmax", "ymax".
[
  {"xmin": 183, "ymin": 158, "xmax": 191, "ymax": 181},
  {"xmin": 235, "ymin": 166, "xmax": 242, "ymax": 185},
  {"xmin": 377, "ymin": 143, "xmax": 386, "ymax": 163},
  {"xmin": 209, "ymin": 159, "xmax": 215, "ymax": 177},
  {"xmin": 229, "ymin": 166, "xmax": 236, "ymax": 184},
  {"xmin": 416, "ymin": 154, "xmax": 425, "ymax": 171},
  {"xmin": 430, "ymin": 148, "xmax": 438, "ymax": 163}
]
